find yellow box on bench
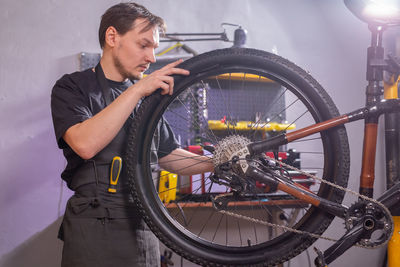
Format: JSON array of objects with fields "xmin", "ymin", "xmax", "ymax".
[{"xmin": 158, "ymin": 170, "xmax": 178, "ymax": 203}]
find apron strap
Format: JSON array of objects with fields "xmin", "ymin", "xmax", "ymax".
[{"xmin": 95, "ymin": 62, "xmax": 113, "ymax": 106}]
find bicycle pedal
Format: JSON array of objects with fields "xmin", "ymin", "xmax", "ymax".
[{"xmin": 313, "ymin": 247, "xmax": 328, "ymax": 267}]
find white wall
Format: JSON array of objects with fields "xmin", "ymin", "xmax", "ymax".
[{"xmin": 0, "ymin": 0, "xmax": 391, "ymax": 266}]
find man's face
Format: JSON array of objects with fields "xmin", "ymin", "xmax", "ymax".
[{"xmin": 112, "ymin": 18, "xmax": 159, "ymax": 80}]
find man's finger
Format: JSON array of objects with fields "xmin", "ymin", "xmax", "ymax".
[
  {"xmin": 161, "ymin": 59, "xmax": 189, "ymax": 73},
  {"xmin": 163, "ymin": 59, "xmax": 184, "ymax": 69},
  {"xmin": 164, "ymin": 67, "xmax": 190, "ymax": 76},
  {"xmin": 160, "ymin": 76, "xmax": 174, "ymax": 95},
  {"xmin": 159, "ymin": 81, "xmax": 170, "ymax": 95}
]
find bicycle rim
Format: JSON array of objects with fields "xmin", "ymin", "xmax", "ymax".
[{"xmin": 126, "ymin": 48, "xmax": 349, "ymax": 266}]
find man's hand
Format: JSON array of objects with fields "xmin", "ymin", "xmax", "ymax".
[
  {"xmin": 63, "ymin": 59, "xmax": 189, "ymax": 160},
  {"xmin": 134, "ymin": 59, "xmax": 190, "ymax": 97}
]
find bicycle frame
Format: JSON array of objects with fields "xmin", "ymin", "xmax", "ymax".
[
  {"xmin": 242, "ymin": 24, "xmax": 400, "ymax": 265},
  {"xmin": 131, "ymin": 10, "xmax": 399, "ymax": 265},
  {"xmin": 248, "ymin": 98, "xmax": 400, "ymax": 197}
]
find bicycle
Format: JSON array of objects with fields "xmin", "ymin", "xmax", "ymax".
[{"xmin": 125, "ymin": 0, "xmax": 400, "ymax": 266}]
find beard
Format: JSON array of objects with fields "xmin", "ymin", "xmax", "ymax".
[{"xmin": 113, "ymin": 54, "xmax": 142, "ymax": 81}]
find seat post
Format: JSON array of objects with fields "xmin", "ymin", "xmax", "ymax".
[
  {"xmin": 359, "ymin": 25, "xmax": 387, "ymax": 198},
  {"xmin": 366, "ymin": 25, "xmax": 386, "ymax": 105}
]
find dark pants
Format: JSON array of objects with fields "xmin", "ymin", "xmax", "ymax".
[{"xmin": 60, "ymin": 195, "xmax": 160, "ymax": 267}]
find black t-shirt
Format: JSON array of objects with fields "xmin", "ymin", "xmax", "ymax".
[{"xmin": 51, "ymin": 68, "xmax": 179, "ymax": 188}]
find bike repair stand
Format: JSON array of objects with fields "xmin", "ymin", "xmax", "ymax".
[
  {"xmin": 314, "ymin": 24, "xmax": 400, "ymax": 267},
  {"xmin": 383, "ymin": 26, "xmax": 400, "ymax": 267}
]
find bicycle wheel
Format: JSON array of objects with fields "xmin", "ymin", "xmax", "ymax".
[{"xmin": 126, "ymin": 48, "xmax": 350, "ymax": 266}]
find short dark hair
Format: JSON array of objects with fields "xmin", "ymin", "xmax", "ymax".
[{"xmin": 98, "ymin": 2, "xmax": 166, "ymax": 48}]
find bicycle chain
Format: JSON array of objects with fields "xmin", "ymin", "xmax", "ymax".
[{"xmin": 214, "ymin": 155, "xmax": 394, "ymax": 249}]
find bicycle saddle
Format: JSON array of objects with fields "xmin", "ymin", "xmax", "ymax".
[{"xmin": 344, "ymin": 0, "xmax": 400, "ymax": 26}]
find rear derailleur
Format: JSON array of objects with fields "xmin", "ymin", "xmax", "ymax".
[
  {"xmin": 209, "ymin": 159, "xmax": 257, "ymax": 210},
  {"xmin": 212, "ymin": 159, "xmax": 393, "ymax": 267},
  {"xmin": 210, "ymin": 154, "xmax": 285, "ymax": 211}
]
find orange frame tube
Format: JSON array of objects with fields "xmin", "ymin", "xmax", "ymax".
[{"xmin": 359, "ymin": 123, "xmax": 378, "ymax": 195}]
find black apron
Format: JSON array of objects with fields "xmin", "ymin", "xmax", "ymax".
[{"xmin": 59, "ymin": 63, "xmax": 160, "ymax": 267}]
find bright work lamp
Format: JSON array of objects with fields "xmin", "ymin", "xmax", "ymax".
[{"xmin": 344, "ymin": 0, "xmax": 400, "ymax": 25}]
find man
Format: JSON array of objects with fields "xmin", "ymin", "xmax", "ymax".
[{"xmin": 51, "ymin": 3, "xmax": 213, "ymax": 266}]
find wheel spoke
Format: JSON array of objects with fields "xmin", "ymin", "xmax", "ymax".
[{"xmin": 127, "ymin": 48, "xmax": 349, "ymax": 266}]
